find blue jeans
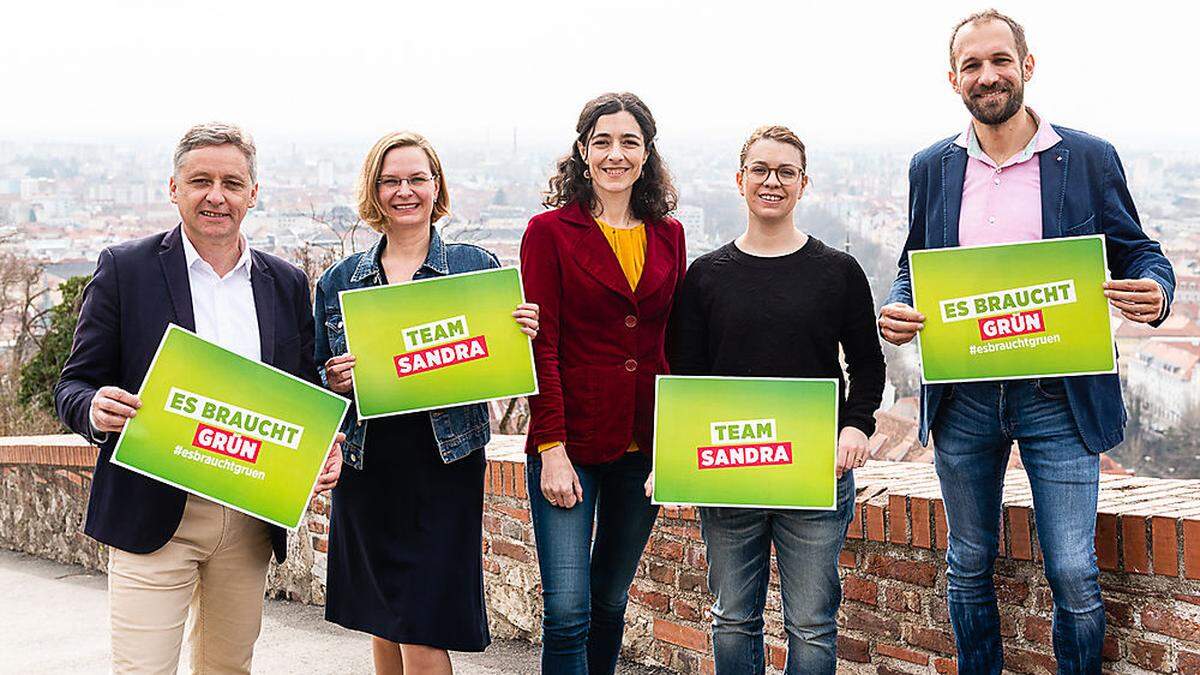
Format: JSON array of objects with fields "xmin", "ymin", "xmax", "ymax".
[
  {"xmin": 527, "ymin": 452, "xmax": 659, "ymax": 675},
  {"xmin": 699, "ymin": 473, "xmax": 855, "ymax": 675},
  {"xmin": 933, "ymin": 379, "xmax": 1104, "ymax": 675}
]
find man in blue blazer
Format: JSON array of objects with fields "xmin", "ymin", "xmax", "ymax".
[
  {"xmin": 878, "ymin": 11, "xmax": 1174, "ymax": 674},
  {"xmin": 54, "ymin": 123, "xmax": 342, "ymax": 673}
]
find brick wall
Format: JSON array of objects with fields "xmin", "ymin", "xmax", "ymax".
[{"xmin": 5, "ymin": 435, "xmax": 1200, "ymax": 673}]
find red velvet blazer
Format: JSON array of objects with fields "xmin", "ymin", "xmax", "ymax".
[{"xmin": 520, "ymin": 200, "xmax": 687, "ymax": 465}]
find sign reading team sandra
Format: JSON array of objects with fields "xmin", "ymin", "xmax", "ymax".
[
  {"xmin": 111, "ymin": 325, "xmax": 350, "ymax": 529},
  {"xmin": 909, "ymin": 235, "xmax": 1117, "ymax": 384},
  {"xmin": 339, "ymin": 267, "xmax": 537, "ymax": 418},
  {"xmin": 652, "ymin": 376, "xmax": 838, "ymax": 510}
]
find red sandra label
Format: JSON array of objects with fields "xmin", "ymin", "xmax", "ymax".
[
  {"xmin": 192, "ymin": 422, "xmax": 262, "ymax": 463},
  {"xmin": 977, "ymin": 309, "xmax": 1046, "ymax": 341},
  {"xmin": 697, "ymin": 442, "xmax": 794, "ymax": 469},
  {"xmin": 394, "ymin": 335, "xmax": 489, "ymax": 378}
]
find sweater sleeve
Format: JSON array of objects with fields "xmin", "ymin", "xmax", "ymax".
[
  {"xmin": 667, "ymin": 257, "xmax": 710, "ymax": 376},
  {"xmin": 838, "ymin": 256, "xmax": 887, "ymax": 436}
]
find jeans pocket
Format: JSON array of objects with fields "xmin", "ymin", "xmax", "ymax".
[{"xmin": 1034, "ymin": 377, "xmax": 1068, "ymax": 400}]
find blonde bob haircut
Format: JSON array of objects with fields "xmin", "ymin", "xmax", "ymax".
[{"xmin": 357, "ymin": 131, "xmax": 450, "ymax": 232}]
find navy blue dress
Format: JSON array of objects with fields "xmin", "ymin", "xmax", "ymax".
[{"xmin": 325, "ymin": 411, "xmax": 490, "ymax": 651}]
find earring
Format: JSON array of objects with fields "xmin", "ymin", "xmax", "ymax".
[{"xmin": 583, "ymin": 168, "xmax": 591, "ymax": 180}]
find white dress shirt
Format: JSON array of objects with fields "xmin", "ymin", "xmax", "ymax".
[{"xmin": 179, "ymin": 230, "xmax": 262, "ymax": 361}]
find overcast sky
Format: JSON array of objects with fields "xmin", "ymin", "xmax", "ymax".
[{"xmin": 4, "ymin": 0, "xmax": 1196, "ymax": 153}]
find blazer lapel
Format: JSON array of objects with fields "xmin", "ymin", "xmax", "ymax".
[
  {"xmin": 1040, "ymin": 146, "xmax": 1069, "ymax": 239},
  {"xmin": 250, "ymin": 252, "xmax": 276, "ymax": 365},
  {"xmin": 940, "ymin": 146, "xmax": 967, "ymax": 248},
  {"xmin": 634, "ymin": 219, "xmax": 671, "ymax": 301},
  {"xmin": 562, "ymin": 202, "xmax": 636, "ymax": 304},
  {"xmin": 158, "ymin": 226, "xmax": 195, "ymax": 330}
]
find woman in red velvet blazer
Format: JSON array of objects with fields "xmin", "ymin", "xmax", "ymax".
[{"xmin": 519, "ymin": 92, "xmax": 686, "ymax": 675}]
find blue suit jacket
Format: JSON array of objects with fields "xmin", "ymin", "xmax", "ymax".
[
  {"xmin": 54, "ymin": 226, "xmax": 318, "ymax": 562},
  {"xmin": 886, "ymin": 125, "xmax": 1176, "ymax": 453}
]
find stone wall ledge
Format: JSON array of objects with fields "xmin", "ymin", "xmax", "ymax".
[{"xmin": 5, "ymin": 434, "xmax": 1200, "ymax": 673}]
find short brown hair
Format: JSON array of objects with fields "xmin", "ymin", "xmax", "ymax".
[
  {"xmin": 739, "ymin": 125, "xmax": 807, "ymax": 173},
  {"xmin": 949, "ymin": 9, "xmax": 1028, "ymax": 71},
  {"xmin": 357, "ymin": 131, "xmax": 450, "ymax": 232},
  {"xmin": 173, "ymin": 122, "xmax": 257, "ymax": 183}
]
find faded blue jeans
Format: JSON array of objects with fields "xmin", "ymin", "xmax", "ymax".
[
  {"xmin": 933, "ymin": 379, "xmax": 1104, "ymax": 675},
  {"xmin": 699, "ymin": 472, "xmax": 856, "ymax": 675},
  {"xmin": 527, "ymin": 451, "xmax": 659, "ymax": 675}
]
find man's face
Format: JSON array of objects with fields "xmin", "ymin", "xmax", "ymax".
[
  {"xmin": 949, "ymin": 19, "xmax": 1035, "ymax": 126},
  {"xmin": 169, "ymin": 144, "xmax": 257, "ymax": 244}
]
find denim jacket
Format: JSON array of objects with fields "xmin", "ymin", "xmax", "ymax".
[{"xmin": 314, "ymin": 226, "xmax": 497, "ymax": 469}]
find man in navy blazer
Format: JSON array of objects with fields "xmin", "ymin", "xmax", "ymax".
[
  {"xmin": 54, "ymin": 122, "xmax": 342, "ymax": 673},
  {"xmin": 878, "ymin": 11, "xmax": 1174, "ymax": 674}
]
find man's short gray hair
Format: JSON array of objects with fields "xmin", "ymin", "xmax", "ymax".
[{"xmin": 173, "ymin": 122, "xmax": 258, "ymax": 183}]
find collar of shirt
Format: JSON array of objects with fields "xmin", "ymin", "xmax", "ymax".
[
  {"xmin": 180, "ymin": 226, "xmax": 253, "ymax": 281},
  {"xmin": 350, "ymin": 224, "xmax": 449, "ymax": 284},
  {"xmin": 953, "ymin": 108, "xmax": 1062, "ymax": 169}
]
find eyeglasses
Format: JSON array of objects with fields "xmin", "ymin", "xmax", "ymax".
[
  {"xmin": 376, "ymin": 175, "xmax": 437, "ymax": 191},
  {"xmin": 742, "ymin": 164, "xmax": 805, "ymax": 186}
]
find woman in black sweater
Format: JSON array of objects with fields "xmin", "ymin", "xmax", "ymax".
[{"xmin": 668, "ymin": 125, "xmax": 886, "ymax": 675}]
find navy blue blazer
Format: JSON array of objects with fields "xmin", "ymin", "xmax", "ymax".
[
  {"xmin": 54, "ymin": 226, "xmax": 318, "ymax": 562},
  {"xmin": 886, "ymin": 125, "xmax": 1176, "ymax": 453}
]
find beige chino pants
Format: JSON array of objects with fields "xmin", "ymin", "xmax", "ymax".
[{"xmin": 108, "ymin": 494, "xmax": 272, "ymax": 674}]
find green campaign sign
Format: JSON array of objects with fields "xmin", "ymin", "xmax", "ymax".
[
  {"xmin": 652, "ymin": 376, "xmax": 838, "ymax": 510},
  {"xmin": 111, "ymin": 325, "xmax": 350, "ymax": 529},
  {"xmin": 339, "ymin": 267, "xmax": 537, "ymax": 418},
  {"xmin": 909, "ymin": 235, "xmax": 1117, "ymax": 384}
]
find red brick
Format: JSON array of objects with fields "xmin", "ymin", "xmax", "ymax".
[
  {"xmin": 865, "ymin": 553, "xmax": 938, "ymax": 586},
  {"xmin": 493, "ymin": 503, "xmax": 530, "ymax": 523},
  {"xmin": 911, "ymin": 497, "xmax": 932, "ymax": 548},
  {"xmin": 1102, "ymin": 634, "xmax": 1120, "ymax": 662},
  {"xmin": 1006, "ymin": 647, "xmax": 1057, "ymax": 674},
  {"xmin": 491, "ymin": 539, "xmax": 531, "ymax": 563},
  {"xmin": 1007, "ymin": 506, "xmax": 1033, "ymax": 560},
  {"xmin": 684, "ymin": 545, "xmax": 707, "ymax": 569},
  {"xmin": 1023, "ymin": 616, "xmax": 1052, "ymax": 646},
  {"xmin": 678, "ymin": 572, "xmax": 708, "ymax": 593},
  {"xmin": 765, "ymin": 644, "xmax": 785, "ymax": 670},
  {"xmin": 841, "ymin": 605, "xmax": 900, "ymax": 639},
  {"xmin": 483, "ymin": 514, "xmax": 502, "ymax": 534},
  {"xmin": 306, "ymin": 519, "xmax": 326, "ymax": 534},
  {"xmin": 674, "ymin": 598, "xmax": 703, "ymax": 622},
  {"xmin": 701, "ymin": 657, "xmax": 715, "ymax": 675},
  {"xmin": 647, "ymin": 537, "xmax": 685, "ymax": 562},
  {"xmin": 1128, "ymin": 639, "xmax": 1168, "ymax": 672},
  {"xmin": 933, "ymin": 657, "xmax": 958, "ymax": 674},
  {"xmin": 1121, "ymin": 514, "xmax": 1150, "ymax": 574},
  {"xmin": 905, "ymin": 626, "xmax": 955, "ymax": 655},
  {"xmin": 1095, "ymin": 513, "xmax": 1119, "ymax": 572},
  {"xmin": 1177, "ymin": 593, "xmax": 1200, "ymax": 606},
  {"xmin": 1142, "ymin": 605, "xmax": 1200, "ymax": 641},
  {"xmin": 482, "ymin": 558, "xmax": 500, "ymax": 574},
  {"xmin": 888, "ymin": 494, "xmax": 908, "ymax": 545},
  {"xmin": 629, "ymin": 584, "xmax": 670, "ymax": 612},
  {"xmin": 999, "ymin": 612, "xmax": 1019, "ymax": 638},
  {"xmin": 487, "ymin": 462, "xmax": 502, "ymax": 495},
  {"xmin": 1105, "ymin": 599, "xmax": 1134, "ymax": 627},
  {"xmin": 649, "ymin": 562, "xmax": 677, "ymax": 585},
  {"xmin": 515, "ymin": 466, "xmax": 528, "ymax": 499},
  {"xmin": 837, "ymin": 635, "xmax": 870, "ymax": 663},
  {"xmin": 884, "ymin": 587, "xmax": 921, "ymax": 614},
  {"xmin": 848, "ymin": 503, "xmax": 864, "ymax": 539},
  {"xmin": 1185, "ymin": 519, "xmax": 1200, "ymax": 580},
  {"xmin": 876, "ymin": 666, "xmax": 908, "ymax": 675},
  {"xmin": 505, "ymin": 462, "xmax": 519, "ymax": 497},
  {"xmin": 1179, "ymin": 651, "xmax": 1200, "ymax": 674},
  {"xmin": 867, "ymin": 504, "xmax": 886, "ymax": 541},
  {"xmin": 995, "ymin": 575, "xmax": 1029, "ymax": 604},
  {"xmin": 312, "ymin": 536, "xmax": 328, "ymax": 553},
  {"xmin": 876, "ymin": 643, "xmax": 929, "ymax": 666},
  {"xmin": 653, "ymin": 618, "xmax": 708, "ymax": 652},
  {"xmin": 839, "ymin": 549, "xmax": 858, "ymax": 568},
  {"xmin": 842, "ymin": 575, "xmax": 878, "ymax": 606},
  {"xmin": 661, "ymin": 524, "xmax": 704, "ymax": 542},
  {"xmin": 934, "ymin": 500, "xmax": 949, "ymax": 550},
  {"xmin": 309, "ymin": 496, "xmax": 328, "ymax": 515}
]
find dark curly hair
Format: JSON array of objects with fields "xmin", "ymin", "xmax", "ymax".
[{"xmin": 543, "ymin": 92, "xmax": 677, "ymax": 222}]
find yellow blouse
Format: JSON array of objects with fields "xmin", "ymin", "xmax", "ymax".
[{"xmin": 538, "ymin": 217, "xmax": 647, "ymax": 454}]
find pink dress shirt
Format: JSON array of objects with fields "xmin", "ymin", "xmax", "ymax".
[{"xmin": 955, "ymin": 111, "xmax": 1062, "ymax": 247}]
